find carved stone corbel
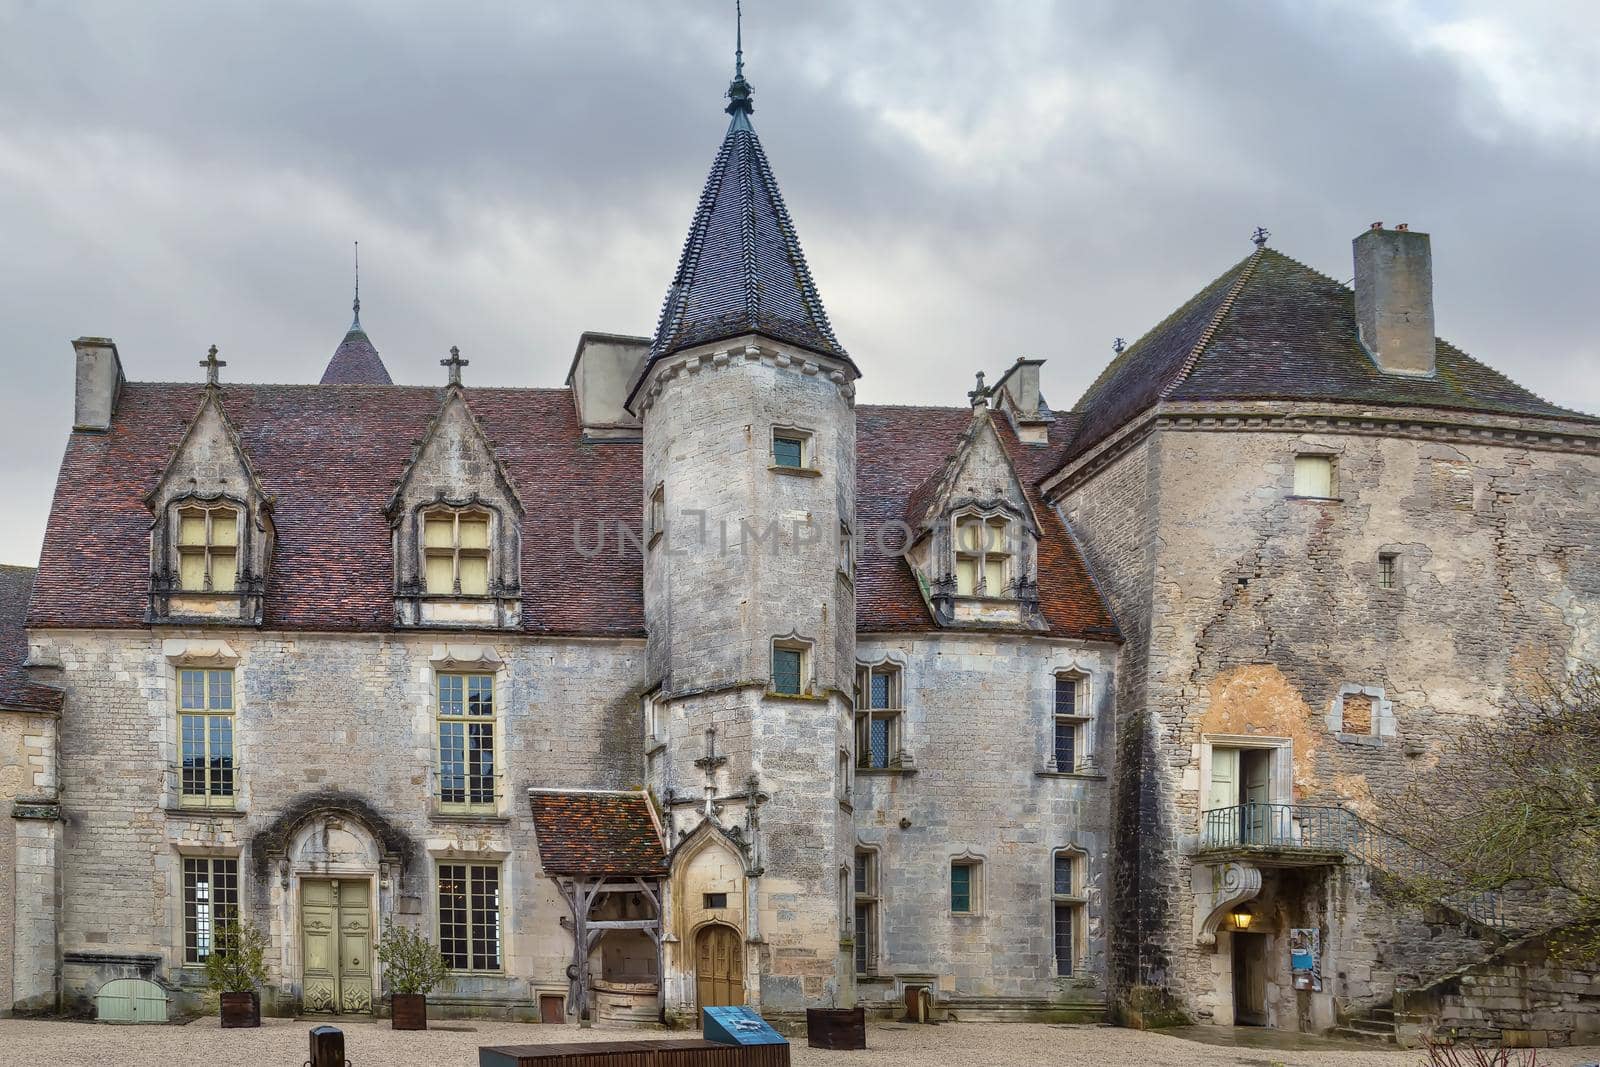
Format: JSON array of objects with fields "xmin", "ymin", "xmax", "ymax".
[{"xmin": 1193, "ymin": 860, "xmax": 1263, "ymax": 945}]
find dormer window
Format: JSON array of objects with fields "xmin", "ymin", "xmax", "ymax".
[
  {"xmin": 423, "ymin": 510, "xmax": 491, "ymax": 596},
  {"xmin": 177, "ymin": 504, "xmax": 239, "ymax": 593},
  {"xmin": 954, "ymin": 514, "xmax": 1011, "ymax": 597}
]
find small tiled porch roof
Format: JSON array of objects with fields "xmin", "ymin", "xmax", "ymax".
[{"xmin": 529, "ymin": 789, "xmax": 667, "ymax": 878}]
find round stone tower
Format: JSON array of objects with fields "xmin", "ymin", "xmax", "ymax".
[{"xmin": 631, "ymin": 62, "xmax": 860, "ymax": 1025}]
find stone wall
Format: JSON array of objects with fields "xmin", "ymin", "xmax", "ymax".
[
  {"xmin": 1396, "ymin": 932, "xmax": 1600, "ymax": 1048},
  {"xmin": 32, "ymin": 628, "xmax": 646, "ymax": 1018},
  {"xmin": 2, "ymin": 707, "xmax": 59, "ymax": 1014},
  {"xmin": 852, "ymin": 632, "xmax": 1116, "ymax": 1018},
  {"xmin": 1061, "ymin": 411, "xmax": 1600, "ymax": 1027}
]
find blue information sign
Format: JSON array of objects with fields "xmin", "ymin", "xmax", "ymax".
[{"xmin": 703, "ymin": 1005, "xmax": 788, "ymax": 1046}]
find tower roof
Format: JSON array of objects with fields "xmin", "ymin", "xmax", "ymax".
[
  {"xmin": 644, "ymin": 68, "xmax": 852, "ymax": 376},
  {"xmin": 319, "ymin": 257, "xmax": 393, "ymax": 385},
  {"xmin": 320, "ymin": 325, "xmax": 393, "ymax": 385}
]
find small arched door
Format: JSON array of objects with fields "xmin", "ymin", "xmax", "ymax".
[{"xmin": 695, "ymin": 923, "xmax": 745, "ymax": 1014}]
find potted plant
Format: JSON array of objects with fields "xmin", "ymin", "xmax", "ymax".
[
  {"xmin": 376, "ymin": 919, "xmax": 447, "ymax": 1030},
  {"xmin": 204, "ymin": 912, "xmax": 269, "ymax": 1028}
]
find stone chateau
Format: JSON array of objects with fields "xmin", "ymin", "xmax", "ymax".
[{"xmin": 2, "ymin": 54, "xmax": 1598, "ymax": 1043}]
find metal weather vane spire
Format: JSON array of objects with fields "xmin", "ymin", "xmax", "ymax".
[
  {"xmin": 726, "ymin": 0, "xmax": 753, "ymax": 118},
  {"xmin": 351, "ymin": 241, "xmax": 362, "ymax": 329}
]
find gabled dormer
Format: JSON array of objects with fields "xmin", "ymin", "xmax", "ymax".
[
  {"xmin": 387, "ymin": 354, "xmax": 525, "ymax": 630},
  {"xmin": 903, "ymin": 393, "xmax": 1043, "ymax": 630},
  {"xmin": 145, "ymin": 356, "xmax": 274, "ymax": 625}
]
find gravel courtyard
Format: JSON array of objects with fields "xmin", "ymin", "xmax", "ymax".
[{"xmin": 0, "ymin": 1017, "xmax": 1596, "ymax": 1067}]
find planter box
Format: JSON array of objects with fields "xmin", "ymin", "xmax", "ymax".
[
  {"xmin": 392, "ymin": 992, "xmax": 429, "ymax": 1030},
  {"xmin": 806, "ymin": 1007, "xmax": 866, "ymax": 1050},
  {"xmin": 220, "ymin": 991, "xmax": 261, "ymax": 1029}
]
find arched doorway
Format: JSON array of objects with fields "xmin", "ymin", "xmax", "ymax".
[{"xmin": 694, "ymin": 923, "xmax": 744, "ymax": 1014}]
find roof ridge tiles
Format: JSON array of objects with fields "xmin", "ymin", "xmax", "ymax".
[{"xmin": 1159, "ymin": 246, "xmax": 1267, "ymax": 400}]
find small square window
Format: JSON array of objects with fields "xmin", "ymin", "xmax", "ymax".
[
  {"xmin": 772, "ymin": 431, "xmax": 807, "ymax": 469},
  {"xmin": 1293, "ymin": 455, "xmax": 1336, "ymax": 499},
  {"xmin": 772, "ymin": 643, "xmax": 806, "ymax": 695},
  {"xmin": 703, "ymin": 892, "xmax": 728, "ymax": 909},
  {"xmin": 1377, "ymin": 553, "xmax": 1398, "ymax": 590}
]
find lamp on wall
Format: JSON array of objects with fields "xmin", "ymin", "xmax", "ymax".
[{"xmin": 1230, "ymin": 904, "xmax": 1255, "ymax": 931}]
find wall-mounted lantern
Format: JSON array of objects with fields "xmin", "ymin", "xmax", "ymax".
[{"xmin": 1230, "ymin": 904, "xmax": 1255, "ymax": 931}]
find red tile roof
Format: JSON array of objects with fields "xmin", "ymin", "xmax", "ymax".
[
  {"xmin": 30, "ymin": 387, "xmax": 1119, "ymax": 641},
  {"xmin": 30, "ymin": 383, "xmax": 645, "ymax": 636},
  {"xmin": 529, "ymin": 790, "xmax": 666, "ymax": 877},
  {"xmin": 0, "ymin": 566, "xmax": 62, "ymax": 713},
  {"xmin": 852, "ymin": 405, "xmax": 1119, "ymax": 639}
]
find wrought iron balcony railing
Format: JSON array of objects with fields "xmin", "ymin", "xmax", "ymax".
[{"xmin": 1200, "ymin": 802, "xmax": 1506, "ymax": 930}]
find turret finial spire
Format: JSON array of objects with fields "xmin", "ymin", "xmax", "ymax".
[
  {"xmin": 726, "ymin": 0, "xmax": 753, "ymax": 119},
  {"xmin": 351, "ymin": 241, "xmax": 362, "ymax": 329}
]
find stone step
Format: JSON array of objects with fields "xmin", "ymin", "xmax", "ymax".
[
  {"xmin": 1346, "ymin": 1016, "xmax": 1399, "ymax": 1034},
  {"xmin": 1333, "ymin": 1025, "xmax": 1398, "ymax": 1045},
  {"xmin": 1367, "ymin": 1007, "xmax": 1396, "ymax": 1022}
]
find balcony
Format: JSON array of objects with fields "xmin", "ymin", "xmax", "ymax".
[
  {"xmin": 1198, "ymin": 802, "xmax": 1507, "ymax": 930},
  {"xmin": 1198, "ymin": 803, "xmax": 1351, "ymax": 867}
]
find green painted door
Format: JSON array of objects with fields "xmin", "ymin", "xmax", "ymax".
[
  {"xmin": 95, "ymin": 978, "xmax": 169, "ymax": 1023},
  {"xmin": 302, "ymin": 878, "xmax": 373, "ymax": 1014},
  {"xmin": 1207, "ymin": 747, "xmax": 1239, "ymax": 812}
]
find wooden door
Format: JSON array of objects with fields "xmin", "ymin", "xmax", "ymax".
[
  {"xmin": 1241, "ymin": 749, "xmax": 1272, "ymax": 844},
  {"xmin": 301, "ymin": 878, "xmax": 373, "ymax": 1014},
  {"xmin": 1232, "ymin": 933, "xmax": 1267, "ymax": 1025},
  {"xmin": 695, "ymin": 924, "xmax": 744, "ymax": 1015},
  {"xmin": 1207, "ymin": 748, "xmax": 1239, "ymax": 812}
]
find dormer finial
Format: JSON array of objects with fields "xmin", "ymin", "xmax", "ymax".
[
  {"xmin": 441, "ymin": 345, "xmax": 468, "ymax": 387},
  {"xmin": 968, "ymin": 369, "xmax": 989, "ymax": 409},
  {"xmin": 200, "ymin": 344, "xmax": 226, "ymax": 388},
  {"xmin": 1113, "ymin": 337, "xmax": 1126, "ymax": 354}
]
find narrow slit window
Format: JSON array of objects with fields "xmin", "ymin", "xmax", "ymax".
[
  {"xmin": 854, "ymin": 849, "xmax": 879, "ymax": 974},
  {"xmin": 1052, "ymin": 850, "xmax": 1085, "ymax": 977},
  {"xmin": 1377, "ymin": 553, "xmax": 1398, "ymax": 590},
  {"xmin": 950, "ymin": 861, "xmax": 977, "ymax": 913}
]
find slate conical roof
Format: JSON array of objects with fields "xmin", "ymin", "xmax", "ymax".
[
  {"xmin": 320, "ymin": 306, "xmax": 393, "ymax": 385},
  {"xmin": 646, "ymin": 72, "xmax": 852, "ymax": 374}
]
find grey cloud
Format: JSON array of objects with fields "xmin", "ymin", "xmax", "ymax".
[{"xmin": 0, "ymin": 0, "xmax": 1595, "ymax": 564}]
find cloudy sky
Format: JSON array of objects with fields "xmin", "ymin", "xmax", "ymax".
[{"xmin": 1, "ymin": 0, "xmax": 1596, "ymax": 564}]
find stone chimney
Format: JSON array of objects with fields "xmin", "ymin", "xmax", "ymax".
[
  {"xmin": 70, "ymin": 337, "xmax": 125, "ymax": 431},
  {"xmin": 992, "ymin": 358, "xmax": 1054, "ymax": 443},
  {"xmin": 1353, "ymin": 224, "xmax": 1436, "ymax": 377},
  {"xmin": 567, "ymin": 332, "xmax": 648, "ymax": 440}
]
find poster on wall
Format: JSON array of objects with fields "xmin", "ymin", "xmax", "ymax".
[{"xmin": 1289, "ymin": 927, "xmax": 1322, "ymax": 991}]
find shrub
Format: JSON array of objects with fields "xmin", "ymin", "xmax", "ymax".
[
  {"xmin": 203, "ymin": 911, "xmax": 269, "ymax": 995},
  {"xmin": 376, "ymin": 920, "xmax": 448, "ymax": 996},
  {"xmin": 1422, "ymin": 1041, "xmax": 1543, "ymax": 1067}
]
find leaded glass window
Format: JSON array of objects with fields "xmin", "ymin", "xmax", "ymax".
[
  {"xmin": 183, "ymin": 856, "xmax": 239, "ymax": 964},
  {"xmin": 854, "ymin": 664, "xmax": 903, "ymax": 770},
  {"xmin": 438, "ymin": 673, "xmax": 496, "ymax": 811},
  {"xmin": 772, "ymin": 644, "xmax": 804, "ymax": 696},
  {"xmin": 1053, "ymin": 673, "xmax": 1087, "ymax": 772},
  {"xmin": 854, "ymin": 849, "xmax": 878, "ymax": 974},
  {"xmin": 438, "ymin": 862, "xmax": 502, "ymax": 971},
  {"xmin": 1052, "ymin": 850, "xmax": 1085, "ymax": 977},
  {"xmin": 179, "ymin": 669, "xmax": 235, "ymax": 807}
]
